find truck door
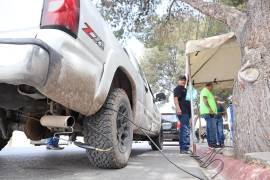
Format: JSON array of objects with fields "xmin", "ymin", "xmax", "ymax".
[
  {"xmin": 137, "ymin": 66, "xmax": 158, "ymax": 132},
  {"xmin": 144, "ymin": 83, "xmax": 160, "ymax": 132}
]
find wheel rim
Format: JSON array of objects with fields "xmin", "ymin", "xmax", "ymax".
[{"xmin": 116, "ymin": 104, "xmax": 131, "ymax": 153}]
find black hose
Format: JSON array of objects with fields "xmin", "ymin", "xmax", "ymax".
[
  {"xmin": 104, "ymin": 107, "xmax": 206, "ymax": 180},
  {"xmin": 191, "ymin": 147, "xmax": 226, "ymax": 179},
  {"xmin": 205, "ymin": 159, "xmax": 224, "ymax": 179}
]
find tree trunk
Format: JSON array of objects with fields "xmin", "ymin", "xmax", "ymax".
[
  {"xmin": 233, "ymin": 0, "xmax": 270, "ymax": 157},
  {"xmin": 180, "ymin": 0, "xmax": 270, "ymax": 157}
]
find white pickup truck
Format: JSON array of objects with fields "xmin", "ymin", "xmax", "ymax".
[{"xmin": 0, "ymin": 0, "xmax": 164, "ymax": 168}]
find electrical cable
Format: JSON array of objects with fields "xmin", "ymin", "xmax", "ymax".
[
  {"xmin": 48, "ymin": 106, "xmax": 209, "ymax": 179},
  {"xmin": 183, "ymin": 0, "xmax": 227, "ymax": 176},
  {"xmin": 104, "ymin": 106, "xmax": 206, "ymax": 180},
  {"xmin": 51, "ymin": 134, "xmax": 113, "ymax": 152},
  {"xmin": 205, "ymin": 159, "xmax": 224, "ymax": 179},
  {"xmin": 51, "ymin": 124, "xmax": 113, "ymax": 152},
  {"xmin": 190, "ymin": 101, "xmax": 227, "ymax": 179},
  {"xmin": 190, "ymin": 147, "xmax": 226, "ymax": 179},
  {"xmin": 73, "ymin": 141, "xmax": 113, "ymax": 152},
  {"xmin": 200, "ymin": 148, "xmax": 222, "ymax": 167},
  {"xmin": 51, "ymin": 107, "xmax": 226, "ymax": 179}
]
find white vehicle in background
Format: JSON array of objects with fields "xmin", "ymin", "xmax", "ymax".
[{"xmin": 0, "ymin": 0, "xmax": 164, "ymax": 168}]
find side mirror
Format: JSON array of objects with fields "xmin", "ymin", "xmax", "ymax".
[{"xmin": 155, "ymin": 92, "xmax": 166, "ymax": 102}]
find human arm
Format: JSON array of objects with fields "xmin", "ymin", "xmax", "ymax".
[
  {"xmin": 174, "ymin": 97, "xmax": 182, "ymax": 115},
  {"xmin": 203, "ymin": 96, "xmax": 214, "ymax": 114},
  {"xmin": 173, "ymin": 87, "xmax": 182, "ymax": 115}
]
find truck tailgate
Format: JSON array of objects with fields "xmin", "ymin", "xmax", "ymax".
[{"xmin": 0, "ymin": 0, "xmax": 44, "ymax": 38}]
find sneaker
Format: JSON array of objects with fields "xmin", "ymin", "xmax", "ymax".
[
  {"xmin": 209, "ymin": 144, "xmax": 219, "ymax": 148},
  {"xmin": 46, "ymin": 145, "xmax": 64, "ymax": 150},
  {"xmin": 217, "ymin": 144, "xmax": 225, "ymax": 148}
]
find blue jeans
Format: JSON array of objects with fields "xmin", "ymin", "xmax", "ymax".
[
  {"xmin": 47, "ymin": 135, "xmax": 59, "ymax": 146},
  {"xmin": 177, "ymin": 114, "xmax": 190, "ymax": 151},
  {"xmin": 216, "ymin": 117, "xmax": 225, "ymax": 145},
  {"xmin": 202, "ymin": 114, "xmax": 217, "ymax": 146}
]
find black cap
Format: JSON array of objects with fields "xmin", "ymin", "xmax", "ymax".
[{"xmin": 179, "ymin": 75, "xmax": 187, "ymax": 81}]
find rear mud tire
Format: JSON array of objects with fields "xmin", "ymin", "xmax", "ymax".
[
  {"xmin": 83, "ymin": 88, "xmax": 133, "ymax": 169},
  {"xmin": 0, "ymin": 112, "xmax": 11, "ymax": 151},
  {"xmin": 0, "ymin": 132, "xmax": 9, "ymax": 151}
]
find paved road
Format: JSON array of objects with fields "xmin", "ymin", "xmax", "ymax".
[{"xmin": 0, "ymin": 142, "xmax": 207, "ymax": 180}]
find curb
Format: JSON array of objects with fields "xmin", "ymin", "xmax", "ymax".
[{"xmin": 195, "ymin": 146, "xmax": 270, "ymax": 180}]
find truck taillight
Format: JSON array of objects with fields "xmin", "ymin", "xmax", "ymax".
[
  {"xmin": 41, "ymin": 0, "xmax": 79, "ymax": 38},
  {"xmin": 176, "ymin": 121, "xmax": 181, "ymax": 130}
]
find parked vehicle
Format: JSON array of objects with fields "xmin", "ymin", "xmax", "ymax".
[
  {"xmin": 161, "ymin": 113, "xmax": 180, "ymax": 141},
  {"xmin": 0, "ymin": 0, "xmax": 164, "ymax": 169}
]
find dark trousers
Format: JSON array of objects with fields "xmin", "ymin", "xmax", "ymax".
[
  {"xmin": 177, "ymin": 114, "xmax": 191, "ymax": 151},
  {"xmin": 202, "ymin": 114, "xmax": 217, "ymax": 146},
  {"xmin": 216, "ymin": 117, "xmax": 225, "ymax": 145}
]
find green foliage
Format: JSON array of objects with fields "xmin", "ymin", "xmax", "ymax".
[
  {"xmin": 202, "ymin": 17, "xmax": 229, "ymax": 37},
  {"xmin": 140, "ymin": 46, "xmax": 185, "ymax": 94},
  {"xmin": 92, "ymin": 0, "xmax": 244, "ymax": 95},
  {"xmin": 140, "ymin": 14, "xmax": 230, "ymax": 94},
  {"xmin": 92, "ymin": 0, "xmax": 245, "ymax": 42},
  {"xmin": 221, "ymin": 0, "xmax": 246, "ymax": 10},
  {"xmin": 214, "ymin": 88, "xmax": 233, "ymax": 101},
  {"xmin": 93, "ymin": 0, "xmax": 160, "ymax": 41}
]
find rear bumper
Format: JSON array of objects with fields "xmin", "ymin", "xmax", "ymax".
[
  {"xmin": 0, "ymin": 38, "xmax": 61, "ymax": 88},
  {"xmin": 163, "ymin": 131, "xmax": 179, "ymax": 140},
  {"xmin": 0, "ymin": 38, "xmax": 102, "ymax": 116}
]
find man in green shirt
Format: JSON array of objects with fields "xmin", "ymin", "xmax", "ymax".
[{"xmin": 200, "ymin": 82, "xmax": 218, "ymax": 148}]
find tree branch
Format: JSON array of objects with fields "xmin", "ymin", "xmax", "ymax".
[
  {"xmin": 166, "ymin": 0, "xmax": 177, "ymax": 22},
  {"xmin": 179, "ymin": 0, "xmax": 247, "ymax": 37}
]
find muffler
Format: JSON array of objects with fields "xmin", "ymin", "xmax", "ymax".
[{"xmin": 40, "ymin": 115, "xmax": 75, "ymax": 129}]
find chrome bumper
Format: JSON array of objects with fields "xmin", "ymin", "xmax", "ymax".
[{"xmin": 0, "ymin": 39, "xmax": 60, "ymax": 88}]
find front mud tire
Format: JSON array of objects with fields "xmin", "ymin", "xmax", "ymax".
[{"xmin": 83, "ymin": 88, "xmax": 133, "ymax": 169}]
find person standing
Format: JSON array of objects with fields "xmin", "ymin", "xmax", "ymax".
[
  {"xmin": 216, "ymin": 99, "xmax": 225, "ymax": 147},
  {"xmin": 174, "ymin": 75, "xmax": 191, "ymax": 154},
  {"xmin": 199, "ymin": 82, "xmax": 218, "ymax": 148}
]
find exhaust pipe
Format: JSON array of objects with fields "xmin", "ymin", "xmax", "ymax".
[{"xmin": 40, "ymin": 115, "xmax": 75, "ymax": 129}]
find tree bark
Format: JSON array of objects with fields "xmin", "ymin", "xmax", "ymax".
[
  {"xmin": 233, "ymin": 0, "xmax": 270, "ymax": 157},
  {"xmin": 181, "ymin": 0, "xmax": 270, "ymax": 157}
]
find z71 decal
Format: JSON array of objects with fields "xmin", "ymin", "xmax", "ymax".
[{"xmin": 82, "ymin": 23, "xmax": 105, "ymax": 50}]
